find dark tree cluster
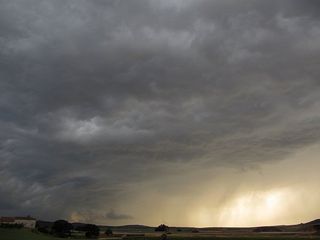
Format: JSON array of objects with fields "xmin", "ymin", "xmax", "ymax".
[
  {"xmin": 83, "ymin": 224, "xmax": 100, "ymax": 238},
  {"xmin": 35, "ymin": 219, "xmax": 101, "ymax": 238},
  {"xmin": 155, "ymin": 224, "xmax": 169, "ymax": 232},
  {"xmin": 73, "ymin": 223, "xmax": 100, "ymax": 238},
  {"xmin": 51, "ymin": 220, "xmax": 73, "ymax": 238}
]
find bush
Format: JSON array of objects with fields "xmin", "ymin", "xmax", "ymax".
[
  {"xmin": 84, "ymin": 224, "xmax": 100, "ymax": 238},
  {"xmin": 155, "ymin": 224, "xmax": 169, "ymax": 232},
  {"xmin": 52, "ymin": 220, "xmax": 73, "ymax": 238}
]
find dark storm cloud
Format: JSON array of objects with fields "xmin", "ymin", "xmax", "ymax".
[{"xmin": 1, "ymin": 0, "xmax": 320, "ymax": 223}]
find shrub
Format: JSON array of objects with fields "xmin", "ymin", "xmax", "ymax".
[
  {"xmin": 52, "ymin": 220, "xmax": 73, "ymax": 238},
  {"xmin": 84, "ymin": 224, "xmax": 100, "ymax": 238},
  {"xmin": 155, "ymin": 224, "xmax": 169, "ymax": 232}
]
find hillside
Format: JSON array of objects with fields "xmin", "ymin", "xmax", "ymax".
[
  {"xmin": 35, "ymin": 218, "xmax": 320, "ymax": 235},
  {"xmin": 306, "ymin": 219, "xmax": 320, "ymax": 226}
]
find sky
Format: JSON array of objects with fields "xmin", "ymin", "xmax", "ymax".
[{"xmin": 1, "ymin": 0, "xmax": 320, "ymax": 227}]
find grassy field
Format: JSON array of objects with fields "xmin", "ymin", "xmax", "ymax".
[
  {"xmin": 1, "ymin": 229, "xmax": 320, "ymax": 240},
  {"xmin": 119, "ymin": 234, "xmax": 320, "ymax": 240},
  {"xmin": 124, "ymin": 238, "xmax": 320, "ymax": 240},
  {"xmin": 0, "ymin": 229, "xmax": 61, "ymax": 240}
]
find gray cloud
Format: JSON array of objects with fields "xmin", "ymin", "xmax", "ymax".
[
  {"xmin": 106, "ymin": 210, "xmax": 133, "ymax": 220},
  {"xmin": 1, "ymin": 0, "xmax": 320, "ymax": 225}
]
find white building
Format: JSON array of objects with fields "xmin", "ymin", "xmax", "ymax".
[{"xmin": 0, "ymin": 216, "xmax": 36, "ymax": 229}]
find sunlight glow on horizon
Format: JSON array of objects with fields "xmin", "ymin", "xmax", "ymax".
[{"xmin": 216, "ymin": 189, "xmax": 291, "ymax": 227}]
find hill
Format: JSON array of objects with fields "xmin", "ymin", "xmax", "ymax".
[
  {"xmin": 34, "ymin": 218, "xmax": 320, "ymax": 235},
  {"xmin": 306, "ymin": 219, "xmax": 320, "ymax": 226}
]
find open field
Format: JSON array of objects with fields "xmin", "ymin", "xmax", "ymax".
[
  {"xmin": 1, "ymin": 228, "xmax": 320, "ymax": 240},
  {"xmin": 0, "ymin": 228, "xmax": 61, "ymax": 240},
  {"xmin": 2, "ymin": 220, "xmax": 320, "ymax": 240}
]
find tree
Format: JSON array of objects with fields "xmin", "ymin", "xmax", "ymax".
[
  {"xmin": 155, "ymin": 224, "xmax": 169, "ymax": 232},
  {"xmin": 51, "ymin": 220, "xmax": 73, "ymax": 237},
  {"xmin": 84, "ymin": 224, "xmax": 100, "ymax": 238}
]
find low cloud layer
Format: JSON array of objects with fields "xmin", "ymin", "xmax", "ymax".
[
  {"xmin": 1, "ymin": 0, "xmax": 320, "ymax": 226},
  {"xmin": 106, "ymin": 210, "xmax": 133, "ymax": 221}
]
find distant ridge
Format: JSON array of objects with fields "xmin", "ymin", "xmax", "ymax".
[
  {"xmin": 305, "ymin": 219, "xmax": 320, "ymax": 225},
  {"xmin": 102, "ymin": 224, "xmax": 153, "ymax": 228},
  {"xmin": 36, "ymin": 218, "xmax": 320, "ymax": 230}
]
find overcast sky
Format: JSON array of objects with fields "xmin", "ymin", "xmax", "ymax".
[{"xmin": 1, "ymin": 0, "xmax": 320, "ymax": 227}]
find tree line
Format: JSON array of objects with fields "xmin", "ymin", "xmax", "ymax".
[{"xmin": 36, "ymin": 219, "xmax": 113, "ymax": 238}]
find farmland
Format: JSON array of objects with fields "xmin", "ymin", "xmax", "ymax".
[
  {"xmin": 0, "ymin": 228, "xmax": 60, "ymax": 240},
  {"xmin": 1, "ymin": 227, "xmax": 320, "ymax": 240}
]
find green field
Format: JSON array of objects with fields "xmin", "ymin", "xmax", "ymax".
[
  {"xmin": 1, "ymin": 229, "xmax": 320, "ymax": 240},
  {"xmin": 0, "ymin": 229, "xmax": 61, "ymax": 240},
  {"xmin": 124, "ymin": 238, "xmax": 320, "ymax": 240},
  {"xmin": 121, "ymin": 236, "xmax": 320, "ymax": 240}
]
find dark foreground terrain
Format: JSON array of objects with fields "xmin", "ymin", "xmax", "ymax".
[{"xmin": 1, "ymin": 219, "xmax": 320, "ymax": 240}]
